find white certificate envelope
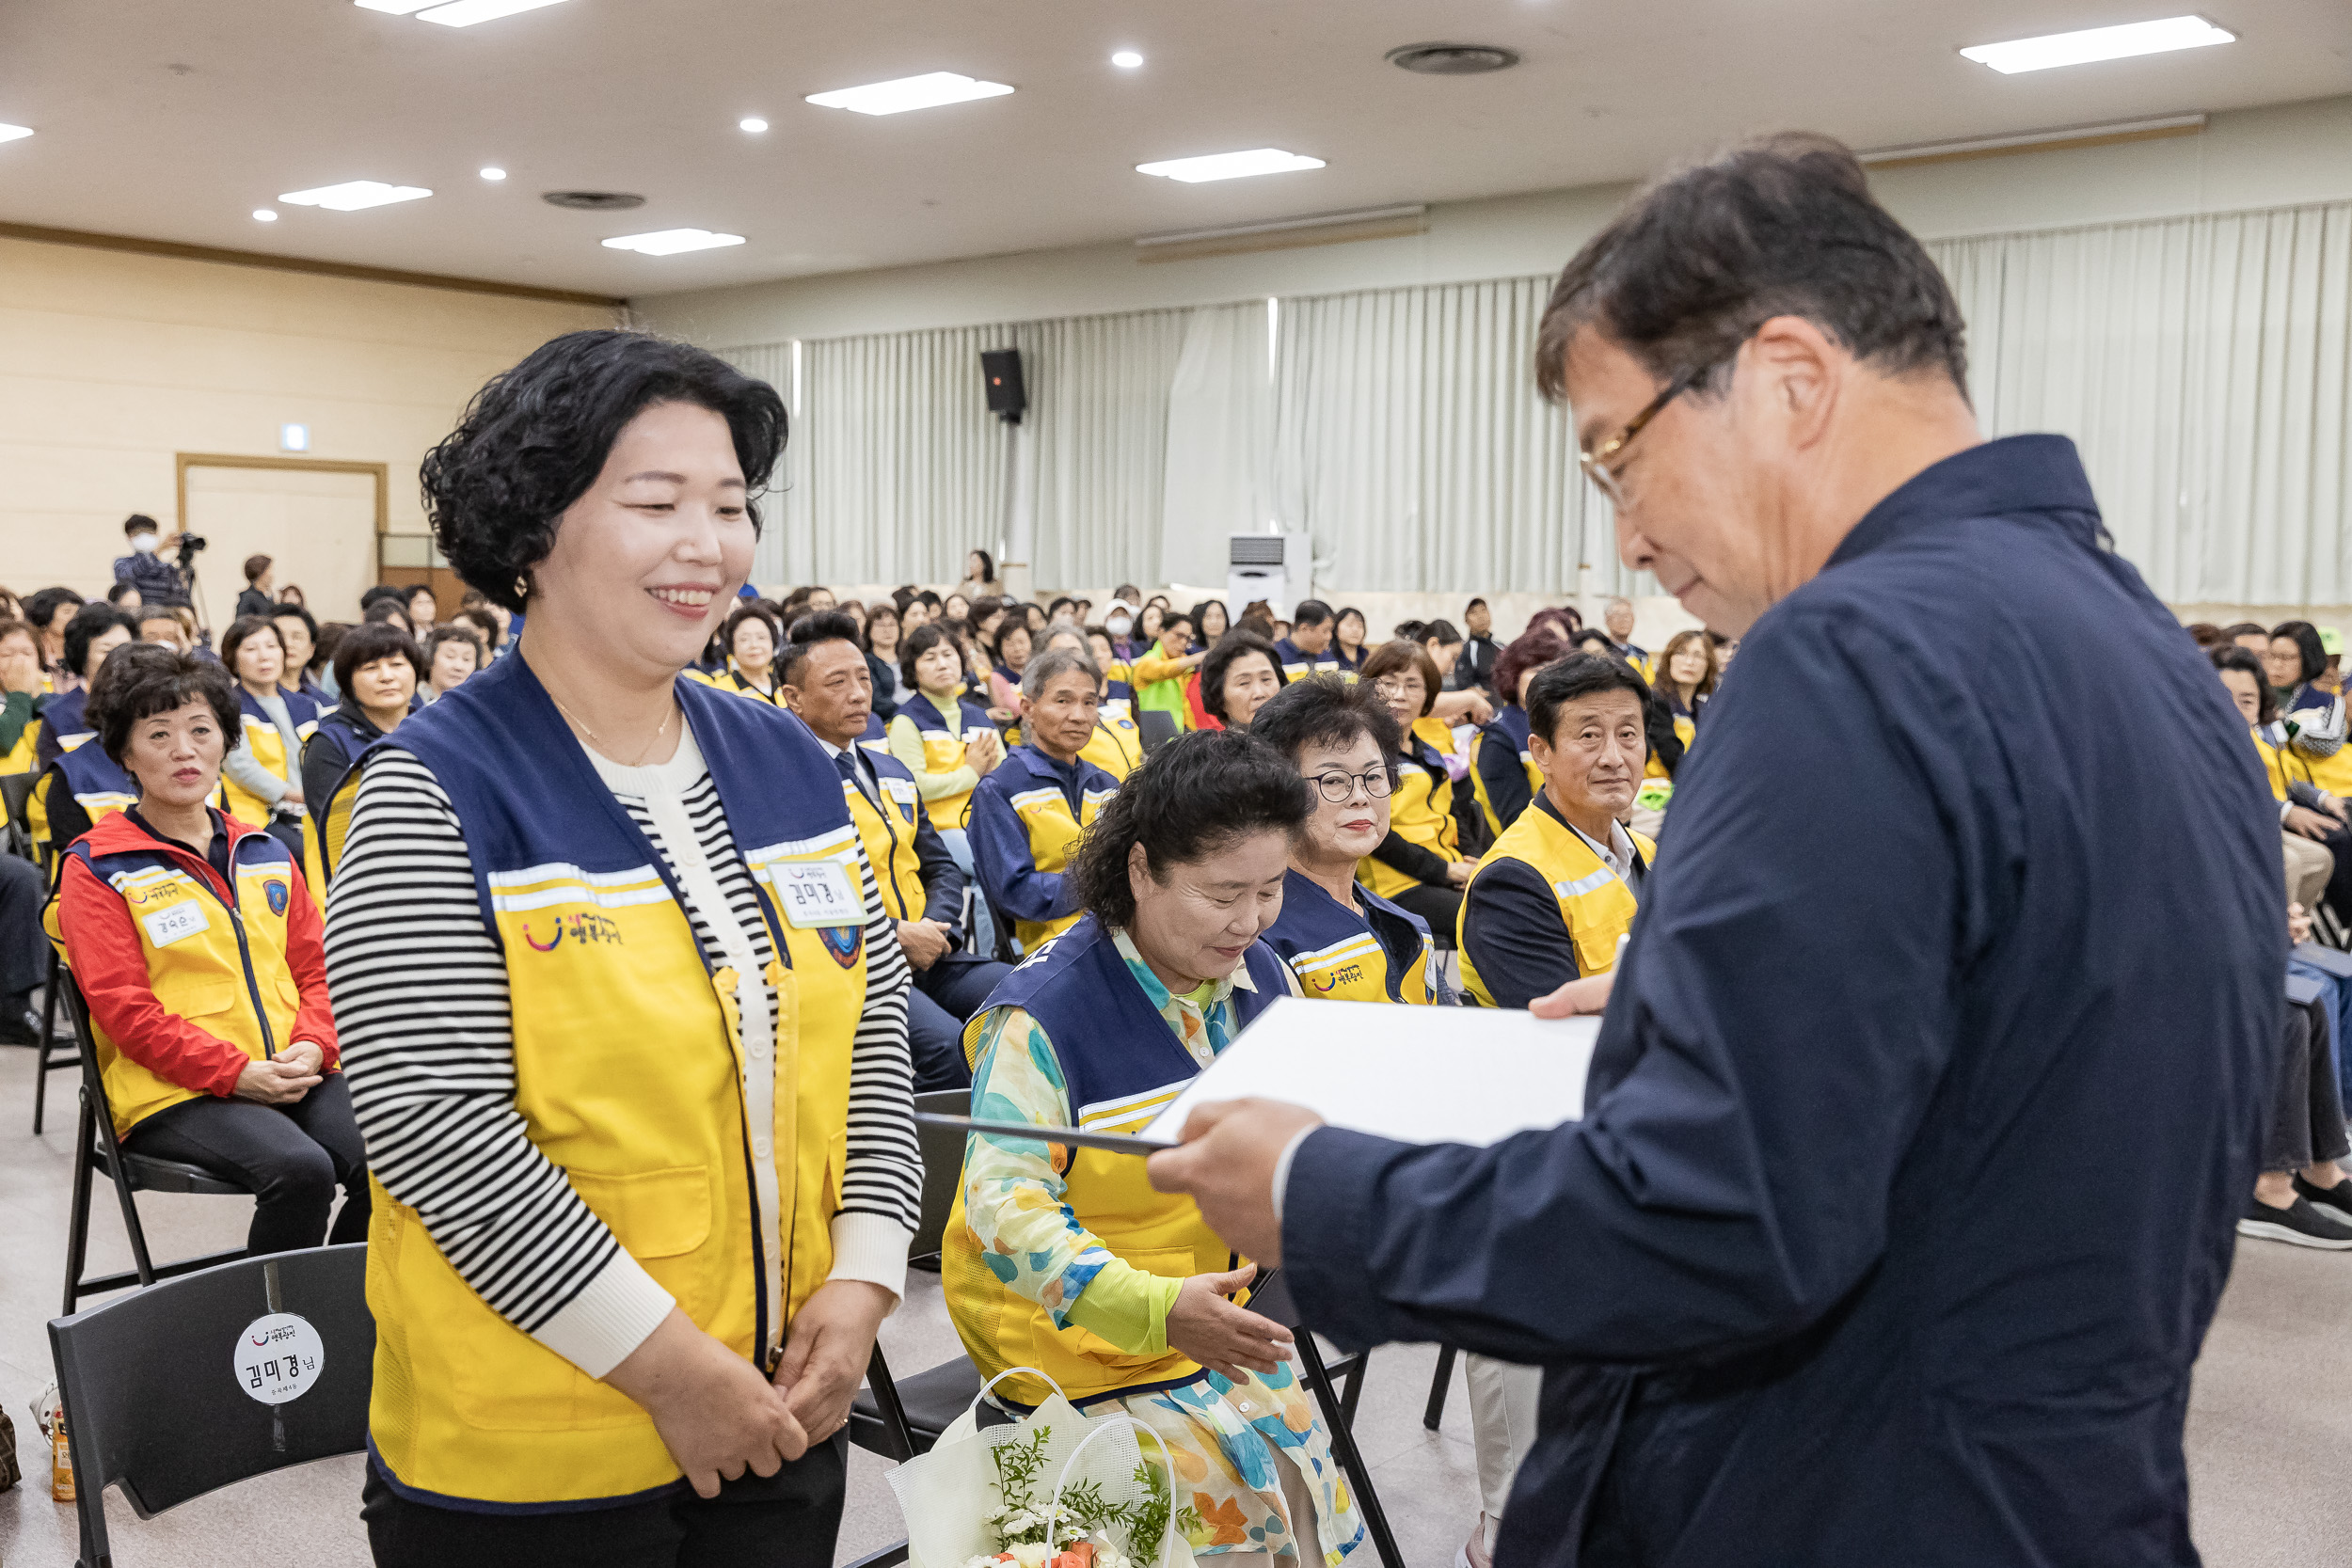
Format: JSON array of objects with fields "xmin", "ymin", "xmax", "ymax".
[{"xmin": 1138, "ymin": 994, "xmax": 1597, "ymax": 1148}]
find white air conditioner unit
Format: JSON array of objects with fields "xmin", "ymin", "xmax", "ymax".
[{"xmin": 1227, "ymin": 531, "xmax": 1313, "ymax": 620}]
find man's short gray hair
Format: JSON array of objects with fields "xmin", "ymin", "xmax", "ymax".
[{"xmin": 1023, "ymin": 645, "xmax": 1102, "ymax": 701}]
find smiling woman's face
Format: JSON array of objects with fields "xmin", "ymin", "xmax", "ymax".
[
  {"xmin": 1295, "ymin": 734, "xmax": 1390, "ymax": 864},
  {"xmin": 1126, "ymin": 827, "xmax": 1293, "ymax": 990},
  {"xmin": 527, "ymin": 400, "xmax": 754, "ymax": 678}
]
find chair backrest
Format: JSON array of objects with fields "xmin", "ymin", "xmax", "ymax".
[
  {"xmin": 911, "ymin": 1086, "xmax": 971, "ymax": 1259},
  {"xmin": 1, "ymin": 769, "xmax": 36, "ymax": 861},
  {"xmin": 1136, "ymin": 708, "xmax": 1179, "ymax": 754},
  {"xmin": 48, "ymin": 1244, "xmax": 373, "ymax": 1520}
]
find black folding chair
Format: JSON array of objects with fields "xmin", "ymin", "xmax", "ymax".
[
  {"xmin": 49, "ymin": 1244, "xmax": 373, "ymax": 1568},
  {"xmin": 1423, "ymin": 1343, "xmax": 1460, "ymax": 1430},
  {"xmin": 1248, "ymin": 1270, "xmax": 1403, "ymax": 1568},
  {"xmin": 34, "ymin": 943, "xmax": 79, "ymax": 1133},
  {"xmin": 1, "ymin": 768, "xmax": 36, "ymax": 863},
  {"xmin": 846, "ymin": 1087, "xmax": 986, "ymax": 1568},
  {"xmin": 56, "ymin": 972, "xmax": 250, "ymax": 1316},
  {"xmin": 5, "ymin": 769, "xmax": 79, "ymax": 1132},
  {"xmin": 1136, "ymin": 708, "xmax": 1179, "ymax": 754}
]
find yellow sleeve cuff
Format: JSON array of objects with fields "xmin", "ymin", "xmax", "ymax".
[{"xmin": 1062, "ymin": 1261, "xmax": 1184, "ymax": 1354}]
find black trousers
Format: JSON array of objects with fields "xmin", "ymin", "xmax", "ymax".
[
  {"xmin": 361, "ymin": 1433, "xmax": 847, "ymax": 1568},
  {"xmin": 906, "ymin": 952, "xmax": 1012, "ymax": 1091},
  {"xmin": 124, "ymin": 1072, "xmax": 370, "ymax": 1254},
  {"xmin": 0, "ymin": 849, "xmax": 48, "ymax": 999},
  {"xmin": 2262, "ymin": 995, "xmax": 2352, "ymax": 1174}
]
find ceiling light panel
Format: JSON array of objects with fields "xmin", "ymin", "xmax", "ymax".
[
  {"xmin": 805, "ymin": 71, "xmax": 1014, "ymax": 116},
  {"xmin": 415, "ymin": 0, "xmax": 569, "ymax": 26},
  {"xmin": 278, "ymin": 180, "xmax": 433, "ymax": 211},
  {"xmin": 1112, "ymin": 50, "xmax": 1143, "ymax": 69},
  {"xmin": 353, "ymin": 0, "xmax": 437, "ymax": 12},
  {"xmin": 1136, "ymin": 149, "xmax": 1326, "ymax": 183},
  {"xmin": 1961, "ymin": 15, "xmax": 2234, "ymax": 74},
  {"xmin": 0, "ymin": 124, "xmax": 33, "ymax": 143},
  {"xmin": 602, "ymin": 229, "xmax": 745, "ymax": 256}
]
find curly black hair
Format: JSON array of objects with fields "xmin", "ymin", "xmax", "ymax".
[
  {"xmin": 1067, "ymin": 730, "xmax": 1311, "ymax": 929},
  {"xmin": 88, "ymin": 642, "xmax": 243, "ymax": 775},
  {"xmin": 419, "ymin": 330, "xmax": 787, "ymax": 613}
]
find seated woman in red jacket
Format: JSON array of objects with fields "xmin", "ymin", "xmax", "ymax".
[{"xmin": 50, "ymin": 641, "xmax": 366, "ymax": 1255}]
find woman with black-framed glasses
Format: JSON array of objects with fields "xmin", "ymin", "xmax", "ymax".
[{"xmin": 1250, "ymin": 675, "xmax": 1438, "ymax": 1005}]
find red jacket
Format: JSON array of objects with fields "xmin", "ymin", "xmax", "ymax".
[{"xmin": 54, "ymin": 809, "xmax": 339, "ymax": 1099}]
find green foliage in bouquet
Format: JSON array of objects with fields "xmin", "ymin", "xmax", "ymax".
[{"xmin": 977, "ymin": 1425, "xmax": 1201, "ymax": 1565}]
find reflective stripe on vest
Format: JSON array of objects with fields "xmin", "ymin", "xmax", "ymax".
[
  {"xmin": 1081, "ymin": 701, "xmax": 1143, "ymax": 781},
  {"xmin": 943, "ymin": 916, "xmax": 1286, "ymax": 1406},
  {"xmin": 841, "ymin": 753, "xmax": 930, "ymax": 921},
  {"xmin": 351, "ymin": 653, "xmax": 868, "ymax": 1510},
  {"xmin": 1457, "ymin": 804, "xmax": 1654, "ymax": 1006},
  {"xmin": 1359, "ymin": 737, "xmax": 1458, "ymax": 901},
  {"xmin": 221, "ymin": 689, "xmax": 321, "ymax": 827},
  {"xmin": 1003, "ymin": 766, "xmax": 1118, "ymax": 952},
  {"xmin": 1263, "ymin": 869, "xmax": 1435, "ymax": 1005},
  {"xmin": 904, "ymin": 693, "xmax": 994, "ymax": 831}
]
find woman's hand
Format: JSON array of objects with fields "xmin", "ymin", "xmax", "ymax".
[
  {"xmin": 2290, "ymin": 902, "xmax": 2314, "ymax": 944},
  {"xmin": 1166, "ymin": 1266, "xmax": 1295, "ymax": 1382},
  {"xmin": 1531, "ymin": 973, "xmax": 1615, "ymax": 1018},
  {"xmin": 2287, "ymin": 804, "xmax": 2339, "ymax": 840},
  {"xmin": 964, "ymin": 730, "xmax": 1000, "ymax": 771},
  {"xmin": 1445, "ymin": 859, "xmax": 1479, "ymax": 886},
  {"xmin": 607, "ymin": 1307, "xmax": 808, "ymax": 1498},
  {"xmin": 280, "ymin": 1039, "xmax": 326, "ymax": 1076},
  {"xmin": 773, "ymin": 1279, "xmax": 895, "ymax": 1442},
  {"xmin": 0, "ymin": 643, "xmax": 40, "ymax": 695},
  {"xmin": 234, "ymin": 1055, "xmax": 322, "ymax": 1103}
]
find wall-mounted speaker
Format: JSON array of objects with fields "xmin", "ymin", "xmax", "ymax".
[{"xmin": 980, "ymin": 349, "xmax": 1026, "ymax": 424}]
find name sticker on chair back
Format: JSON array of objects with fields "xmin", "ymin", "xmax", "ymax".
[{"xmin": 234, "ymin": 1312, "xmax": 325, "ymax": 1405}]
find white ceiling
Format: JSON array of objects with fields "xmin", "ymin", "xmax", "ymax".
[{"xmin": 1, "ymin": 1, "xmax": 2347, "ymax": 299}]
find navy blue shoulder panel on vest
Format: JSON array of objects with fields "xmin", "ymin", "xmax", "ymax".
[
  {"xmin": 867, "ymin": 749, "xmax": 918, "ymax": 787},
  {"xmin": 376, "ymin": 649, "xmax": 850, "ymax": 939},
  {"xmin": 44, "ymin": 688, "xmax": 88, "ymax": 736},
  {"xmin": 57, "ymin": 735, "xmax": 133, "ymax": 797},
  {"xmin": 905, "ymin": 694, "xmax": 993, "ymax": 734},
  {"xmin": 239, "ymin": 688, "xmax": 322, "ymax": 727}
]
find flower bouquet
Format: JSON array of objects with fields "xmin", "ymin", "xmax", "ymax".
[{"xmin": 888, "ymin": 1371, "xmax": 1198, "ymax": 1568}]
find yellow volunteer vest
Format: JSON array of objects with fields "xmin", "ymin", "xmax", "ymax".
[
  {"xmin": 1081, "ymin": 699, "xmax": 1144, "ymax": 781},
  {"xmin": 351, "ymin": 657, "xmax": 870, "ymax": 1510},
  {"xmin": 220, "ymin": 690, "xmax": 322, "ymax": 827},
  {"xmin": 840, "ymin": 753, "xmax": 930, "ymax": 922},
  {"xmin": 900, "ymin": 691, "xmax": 994, "ymax": 832},
  {"xmin": 1359, "ymin": 739, "xmax": 1459, "ymax": 901},
  {"xmin": 1458, "ymin": 801, "xmax": 1654, "ymax": 1005},
  {"xmin": 943, "ymin": 919, "xmax": 1285, "ymax": 1405},
  {"xmin": 1001, "ymin": 766, "xmax": 1117, "ymax": 952},
  {"xmin": 1469, "ymin": 723, "xmax": 1545, "ymax": 838},
  {"xmin": 47, "ymin": 818, "xmax": 308, "ymax": 1137},
  {"xmin": 1, "ymin": 716, "xmax": 40, "ymax": 776}
]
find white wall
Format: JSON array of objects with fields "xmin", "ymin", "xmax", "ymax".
[{"xmin": 635, "ymin": 97, "xmax": 2352, "ymax": 347}]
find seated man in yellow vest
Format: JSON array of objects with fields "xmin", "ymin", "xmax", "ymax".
[
  {"xmin": 968, "ymin": 647, "xmax": 1120, "ymax": 955},
  {"xmin": 782, "ymin": 611, "xmax": 1010, "ymax": 1091},
  {"xmin": 1459, "ymin": 651, "xmax": 1654, "ymax": 1006}
]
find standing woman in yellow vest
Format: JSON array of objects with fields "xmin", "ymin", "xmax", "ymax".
[
  {"xmin": 49, "ymin": 641, "xmax": 366, "ymax": 1254},
  {"xmin": 1458, "ymin": 653, "xmax": 1654, "ymax": 1008},
  {"xmin": 324, "ymin": 330, "xmax": 923, "ymax": 1567},
  {"xmin": 947, "ymin": 730, "xmax": 1364, "ymax": 1564},
  {"xmin": 968, "ymin": 647, "xmax": 1121, "ymax": 954},
  {"xmin": 1358, "ymin": 640, "xmax": 1477, "ymax": 933}
]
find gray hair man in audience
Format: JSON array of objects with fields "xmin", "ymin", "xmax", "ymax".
[{"xmin": 1153, "ymin": 132, "xmax": 2279, "ymax": 1568}]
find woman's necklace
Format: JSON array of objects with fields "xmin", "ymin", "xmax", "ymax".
[{"xmin": 548, "ymin": 687, "xmax": 675, "ymax": 767}]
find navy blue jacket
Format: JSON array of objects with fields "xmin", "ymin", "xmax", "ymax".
[{"xmin": 1283, "ymin": 436, "xmax": 2280, "ymax": 1567}]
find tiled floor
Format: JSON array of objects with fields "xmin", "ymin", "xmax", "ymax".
[{"xmin": 0, "ymin": 1037, "xmax": 2346, "ymax": 1566}]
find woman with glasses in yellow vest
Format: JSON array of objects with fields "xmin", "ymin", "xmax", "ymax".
[
  {"xmin": 968, "ymin": 647, "xmax": 1120, "ymax": 956},
  {"xmin": 947, "ymin": 730, "xmax": 1362, "ymax": 1565},
  {"xmin": 1359, "ymin": 641, "xmax": 1479, "ymax": 934},
  {"xmin": 323, "ymin": 331, "xmax": 923, "ymax": 1568},
  {"xmin": 1252, "ymin": 676, "xmax": 1437, "ymax": 1006},
  {"xmin": 49, "ymin": 641, "xmax": 366, "ymax": 1254},
  {"xmin": 1458, "ymin": 653, "xmax": 1654, "ymax": 1008}
]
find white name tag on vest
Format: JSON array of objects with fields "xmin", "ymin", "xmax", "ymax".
[
  {"xmin": 141, "ymin": 900, "xmax": 210, "ymax": 949},
  {"xmin": 774, "ymin": 861, "xmax": 861, "ymax": 927}
]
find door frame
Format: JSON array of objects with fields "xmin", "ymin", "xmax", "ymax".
[{"xmin": 174, "ymin": 452, "xmax": 389, "ymax": 536}]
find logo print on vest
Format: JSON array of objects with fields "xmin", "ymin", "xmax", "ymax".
[
  {"xmin": 523, "ymin": 912, "xmax": 624, "ymax": 953},
  {"xmin": 263, "ymin": 879, "xmax": 290, "ymax": 916},
  {"xmin": 819, "ymin": 923, "xmax": 863, "ymax": 968}
]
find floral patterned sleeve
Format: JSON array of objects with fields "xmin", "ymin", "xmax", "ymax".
[{"xmin": 962, "ymin": 1006, "xmax": 1183, "ymax": 1354}]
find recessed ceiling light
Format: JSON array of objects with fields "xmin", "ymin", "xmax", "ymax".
[
  {"xmin": 805, "ymin": 71, "xmax": 1014, "ymax": 116},
  {"xmin": 601, "ymin": 229, "xmax": 746, "ymax": 256},
  {"xmin": 253, "ymin": 209, "xmax": 278, "ymax": 222},
  {"xmin": 479, "ymin": 166, "xmax": 506, "ymax": 181},
  {"xmin": 415, "ymin": 0, "xmax": 569, "ymax": 26},
  {"xmin": 278, "ymin": 180, "xmax": 433, "ymax": 211},
  {"xmin": 0, "ymin": 123, "xmax": 32, "ymax": 143},
  {"xmin": 739, "ymin": 117, "xmax": 769, "ymax": 133},
  {"xmin": 1962, "ymin": 14, "xmax": 2234, "ymax": 74},
  {"xmin": 1136, "ymin": 149, "xmax": 1326, "ymax": 183},
  {"xmin": 1111, "ymin": 50, "xmax": 1143, "ymax": 69}
]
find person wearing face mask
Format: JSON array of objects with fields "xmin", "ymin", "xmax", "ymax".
[
  {"xmin": 112, "ymin": 513, "xmax": 190, "ymax": 609},
  {"xmin": 323, "ymin": 331, "xmax": 921, "ymax": 1564},
  {"xmin": 946, "ymin": 730, "xmax": 1363, "ymax": 1568},
  {"xmin": 968, "ymin": 648, "xmax": 1121, "ymax": 956},
  {"xmin": 1252, "ymin": 677, "xmax": 1435, "ymax": 1005},
  {"xmin": 1102, "ymin": 599, "xmax": 1142, "ymax": 663}
]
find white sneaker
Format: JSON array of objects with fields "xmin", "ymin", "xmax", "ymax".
[{"xmin": 1454, "ymin": 1513, "xmax": 1497, "ymax": 1568}]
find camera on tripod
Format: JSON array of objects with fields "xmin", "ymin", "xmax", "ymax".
[{"xmin": 174, "ymin": 533, "xmax": 208, "ymax": 562}]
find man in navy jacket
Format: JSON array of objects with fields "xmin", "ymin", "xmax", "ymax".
[{"xmin": 1154, "ymin": 133, "xmax": 2278, "ymax": 1567}]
